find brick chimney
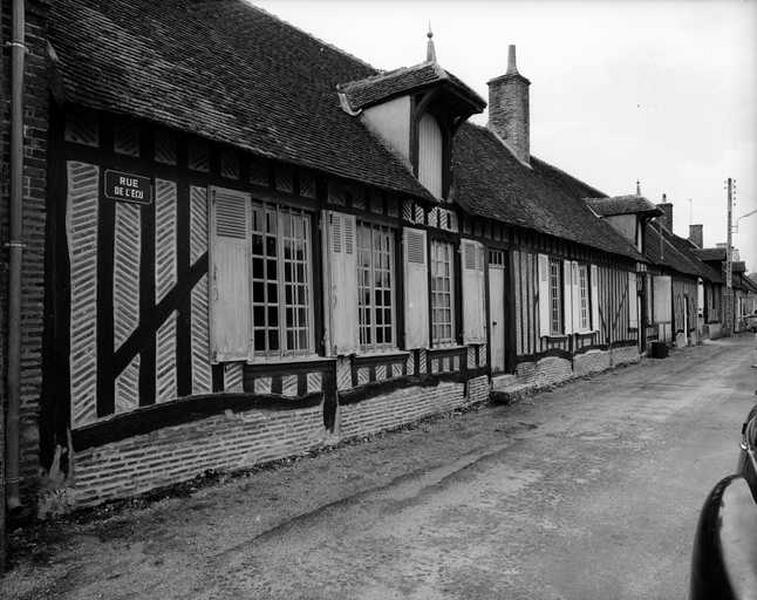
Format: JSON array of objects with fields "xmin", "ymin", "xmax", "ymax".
[
  {"xmin": 656, "ymin": 194, "xmax": 673, "ymax": 231},
  {"xmin": 688, "ymin": 224, "xmax": 703, "ymax": 248},
  {"xmin": 487, "ymin": 45, "xmax": 530, "ymax": 165}
]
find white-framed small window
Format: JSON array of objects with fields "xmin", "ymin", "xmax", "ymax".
[
  {"xmin": 431, "ymin": 240, "xmax": 455, "ymax": 345},
  {"xmin": 357, "ymin": 222, "xmax": 396, "ymax": 352},
  {"xmin": 250, "ymin": 202, "xmax": 314, "ymax": 357}
]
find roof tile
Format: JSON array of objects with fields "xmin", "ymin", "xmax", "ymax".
[
  {"xmin": 50, "ymin": 0, "xmax": 435, "ymax": 201},
  {"xmin": 451, "ymin": 124, "xmax": 642, "ymax": 260}
]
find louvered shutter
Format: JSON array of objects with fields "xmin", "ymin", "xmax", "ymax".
[
  {"xmin": 563, "ymin": 259, "xmax": 573, "ymax": 334},
  {"xmin": 462, "ymin": 239, "xmax": 485, "ymax": 343},
  {"xmin": 209, "ymin": 186, "xmax": 252, "ymax": 362},
  {"xmin": 591, "ymin": 265, "xmax": 600, "ymax": 331},
  {"xmin": 404, "ymin": 227, "xmax": 429, "ymax": 349},
  {"xmin": 538, "ymin": 254, "xmax": 550, "ymax": 337},
  {"xmin": 324, "ymin": 211, "xmax": 358, "ymax": 355},
  {"xmin": 628, "ymin": 272, "xmax": 638, "ymax": 328}
]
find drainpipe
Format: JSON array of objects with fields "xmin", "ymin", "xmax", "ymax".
[{"xmin": 6, "ymin": 0, "xmax": 26, "ymax": 511}]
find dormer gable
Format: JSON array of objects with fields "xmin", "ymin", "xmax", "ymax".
[
  {"xmin": 337, "ymin": 33, "xmax": 485, "ymax": 201},
  {"xmin": 585, "ymin": 194, "xmax": 662, "ymax": 254}
]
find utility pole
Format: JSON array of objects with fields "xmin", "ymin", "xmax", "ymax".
[{"xmin": 725, "ymin": 178, "xmax": 734, "ymax": 336}]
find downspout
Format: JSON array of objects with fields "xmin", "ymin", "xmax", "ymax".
[{"xmin": 6, "ymin": 0, "xmax": 26, "ymax": 511}]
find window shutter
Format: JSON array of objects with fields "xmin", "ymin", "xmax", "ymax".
[
  {"xmin": 403, "ymin": 227, "xmax": 429, "ymax": 349},
  {"xmin": 462, "ymin": 239, "xmax": 485, "ymax": 343},
  {"xmin": 591, "ymin": 264, "xmax": 600, "ymax": 331},
  {"xmin": 628, "ymin": 272, "xmax": 638, "ymax": 328},
  {"xmin": 538, "ymin": 254, "xmax": 550, "ymax": 337},
  {"xmin": 209, "ymin": 186, "xmax": 252, "ymax": 362},
  {"xmin": 563, "ymin": 259, "xmax": 573, "ymax": 334},
  {"xmin": 653, "ymin": 275, "xmax": 672, "ymax": 323},
  {"xmin": 571, "ymin": 261, "xmax": 581, "ymax": 332},
  {"xmin": 324, "ymin": 211, "xmax": 358, "ymax": 355}
]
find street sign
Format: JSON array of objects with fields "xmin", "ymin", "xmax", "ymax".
[{"xmin": 104, "ymin": 170, "xmax": 152, "ymax": 205}]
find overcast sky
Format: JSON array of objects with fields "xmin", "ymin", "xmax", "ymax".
[{"xmin": 256, "ymin": 0, "xmax": 757, "ymax": 271}]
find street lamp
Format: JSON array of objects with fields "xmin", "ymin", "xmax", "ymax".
[{"xmin": 734, "ymin": 207, "xmax": 757, "ymax": 233}]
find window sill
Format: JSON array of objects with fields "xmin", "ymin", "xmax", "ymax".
[
  {"xmin": 355, "ymin": 348, "xmax": 409, "ymax": 359},
  {"xmin": 245, "ymin": 353, "xmax": 327, "ymax": 365},
  {"xmin": 427, "ymin": 344, "xmax": 468, "ymax": 353},
  {"xmin": 352, "ymin": 349, "xmax": 409, "ymax": 366}
]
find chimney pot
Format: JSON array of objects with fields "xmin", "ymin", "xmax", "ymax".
[
  {"xmin": 487, "ymin": 44, "xmax": 531, "ymax": 164},
  {"xmin": 507, "ymin": 45, "xmax": 518, "ymax": 74},
  {"xmin": 656, "ymin": 201, "xmax": 673, "ymax": 232}
]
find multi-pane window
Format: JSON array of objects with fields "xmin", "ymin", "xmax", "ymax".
[
  {"xmin": 578, "ymin": 264, "xmax": 590, "ymax": 330},
  {"xmin": 431, "ymin": 240, "xmax": 455, "ymax": 344},
  {"xmin": 251, "ymin": 203, "xmax": 313, "ymax": 356},
  {"xmin": 549, "ymin": 258, "xmax": 563, "ymax": 334},
  {"xmin": 358, "ymin": 222, "xmax": 395, "ymax": 351}
]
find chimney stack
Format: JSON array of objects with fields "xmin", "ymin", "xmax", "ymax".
[
  {"xmin": 688, "ymin": 224, "xmax": 703, "ymax": 248},
  {"xmin": 487, "ymin": 44, "xmax": 531, "ymax": 165},
  {"xmin": 657, "ymin": 194, "xmax": 673, "ymax": 231}
]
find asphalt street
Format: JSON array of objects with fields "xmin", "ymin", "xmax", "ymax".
[{"xmin": 3, "ymin": 335, "xmax": 756, "ymax": 599}]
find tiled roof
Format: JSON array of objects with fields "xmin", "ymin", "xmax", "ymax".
[
  {"xmin": 339, "ymin": 62, "xmax": 485, "ymax": 111},
  {"xmin": 742, "ymin": 274, "xmax": 757, "ymax": 293},
  {"xmin": 644, "ymin": 222, "xmax": 722, "ymax": 282},
  {"xmin": 49, "ymin": 0, "xmax": 435, "ymax": 201},
  {"xmin": 695, "ymin": 247, "xmax": 727, "ymax": 262},
  {"xmin": 585, "ymin": 196, "xmax": 662, "ymax": 217},
  {"xmin": 450, "ymin": 123, "xmax": 643, "ymax": 260},
  {"xmin": 665, "ymin": 230, "xmax": 723, "ymax": 283}
]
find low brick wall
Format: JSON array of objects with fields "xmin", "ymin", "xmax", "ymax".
[
  {"xmin": 337, "ymin": 375, "xmax": 489, "ymax": 441},
  {"xmin": 69, "ymin": 374, "xmax": 492, "ymax": 508},
  {"xmin": 611, "ymin": 344, "xmax": 640, "ymax": 367},
  {"xmin": 513, "ymin": 346, "xmax": 641, "ymax": 394},
  {"xmin": 515, "ymin": 356, "xmax": 573, "ymax": 387},
  {"xmin": 573, "ymin": 350, "xmax": 611, "ymax": 377},
  {"xmin": 72, "ymin": 403, "xmax": 325, "ymax": 506}
]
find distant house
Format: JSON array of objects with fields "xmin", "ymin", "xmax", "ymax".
[
  {"xmin": 695, "ymin": 246, "xmax": 757, "ymax": 332},
  {"xmin": 0, "ymin": 0, "xmax": 731, "ymax": 510}
]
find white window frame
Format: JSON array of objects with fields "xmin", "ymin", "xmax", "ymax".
[
  {"xmin": 357, "ymin": 221, "xmax": 397, "ymax": 353},
  {"xmin": 250, "ymin": 201, "xmax": 316, "ymax": 360},
  {"xmin": 430, "ymin": 239, "xmax": 456, "ymax": 345}
]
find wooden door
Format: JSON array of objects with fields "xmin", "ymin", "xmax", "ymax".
[{"xmin": 488, "ymin": 250, "xmax": 506, "ymax": 373}]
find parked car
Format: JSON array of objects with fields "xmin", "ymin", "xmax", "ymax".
[{"xmin": 689, "ymin": 404, "xmax": 757, "ymax": 600}]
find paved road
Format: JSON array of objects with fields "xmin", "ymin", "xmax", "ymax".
[{"xmin": 4, "ymin": 336, "xmax": 756, "ymax": 600}]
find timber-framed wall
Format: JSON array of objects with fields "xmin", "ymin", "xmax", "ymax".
[{"xmin": 40, "ymin": 104, "xmax": 491, "ymax": 506}]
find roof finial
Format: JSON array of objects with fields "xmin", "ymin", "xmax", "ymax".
[
  {"xmin": 426, "ymin": 22, "xmax": 436, "ymax": 62},
  {"xmin": 636, "ymin": 179, "xmax": 641, "ymax": 196}
]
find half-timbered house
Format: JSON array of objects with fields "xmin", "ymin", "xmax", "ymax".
[
  {"xmin": 695, "ymin": 246, "xmax": 757, "ymax": 334},
  {"xmin": 3, "ymin": 0, "xmax": 719, "ymax": 510}
]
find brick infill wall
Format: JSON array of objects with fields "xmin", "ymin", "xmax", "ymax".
[
  {"xmin": 73, "ymin": 403, "xmax": 325, "ymax": 506},
  {"xmin": 337, "ymin": 375, "xmax": 490, "ymax": 441},
  {"xmin": 69, "ymin": 374, "xmax": 492, "ymax": 508}
]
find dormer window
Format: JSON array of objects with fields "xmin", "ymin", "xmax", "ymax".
[{"xmin": 337, "ymin": 32, "xmax": 485, "ymax": 204}]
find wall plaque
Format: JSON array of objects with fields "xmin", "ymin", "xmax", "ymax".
[{"xmin": 104, "ymin": 170, "xmax": 152, "ymax": 205}]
